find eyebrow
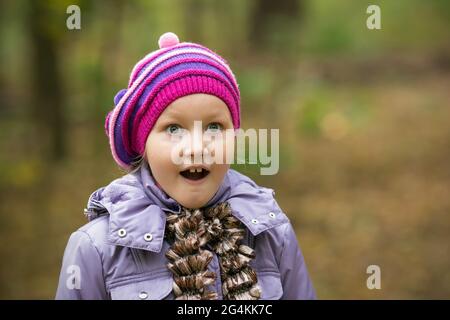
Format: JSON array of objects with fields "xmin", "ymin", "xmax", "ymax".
[
  {"xmin": 160, "ymin": 108, "xmax": 227, "ymax": 123},
  {"xmin": 166, "ymin": 106, "xmax": 228, "ymax": 120}
]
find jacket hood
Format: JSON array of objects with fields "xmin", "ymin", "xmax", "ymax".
[{"xmin": 84, "ymin": 162, "xmax": 288, "ymax": 253}]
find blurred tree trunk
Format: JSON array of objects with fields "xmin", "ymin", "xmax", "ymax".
[
  {"xmin": 250, "ymin": 0, "xmax": 303, "ymax": 49},
  {"xmin": 90, "ymin": 0, "xmax": 125, "ymax": 160},
  {"xmin": 249, "ymin": 0, "xmax": 305, "ymax": 126},
  {"xmin": 28, "ymin": 1, "xmax": 66, "ymax": 162},
  {"xmin": 183, "ymin": 0, "xmax": 204, "ymax": 43}
]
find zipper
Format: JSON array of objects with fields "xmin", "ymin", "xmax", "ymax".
[
  {"xmin": 130, "ymin": 248, "xmax": 144, "ymax": 273},
  {"xmin": 244, "ymin": 228, "xmax": 255, "ymax": 249}
]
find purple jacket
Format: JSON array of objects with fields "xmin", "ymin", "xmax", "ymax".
[{"xmin": 55, "ymin": 164, "xmax": 316, "ymax": 300}]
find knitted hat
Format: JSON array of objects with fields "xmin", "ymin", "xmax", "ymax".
[{"xmin": 105, "ymin": 32, "xmax": 241, "ymax": 170}]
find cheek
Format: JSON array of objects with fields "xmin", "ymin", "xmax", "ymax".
[
  {"xmin": 224, "ymin": 133, "xmax": 235, "ymax": 162},
  {"xmin": 211, "ymin": 163, "xmax": 230, "ymax": 183},
  {"xmin": 205, "ymin": 133, "xmax": 235, "ymax": 164},
  {"xmin": 146, "ymin": 136, "xmax": 178, "ymax": 175}
]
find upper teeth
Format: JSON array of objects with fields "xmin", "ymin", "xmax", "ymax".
[{"xmin": 189, "ymin": 168, "xmax": 203, "ymax": 173}]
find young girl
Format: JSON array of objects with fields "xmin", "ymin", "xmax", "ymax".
[{"xmin": 56, "ymin": 32, "xmax": 316, "ymax": 300}]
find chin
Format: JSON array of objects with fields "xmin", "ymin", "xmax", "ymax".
[
  {"xmin": 178, "ymin": 198, "xmax": 208, "ymax": 210},
  {"xmin": 176, "ymin": 190, "xmax": 213, "ymax": 209}
]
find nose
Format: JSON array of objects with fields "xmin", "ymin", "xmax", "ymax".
[{"xmin": 182, "ymin": 122, "xmax": 205, "ymax": 164}]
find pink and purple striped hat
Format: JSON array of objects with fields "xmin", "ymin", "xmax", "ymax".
[{"xmin": 105, "ymin": 32, "xmax": 241, "ymax": 170}]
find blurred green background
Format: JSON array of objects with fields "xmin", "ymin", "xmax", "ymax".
[{"xmin": 1, "ymin": 0, "xmax": 449, "ymax": 299}]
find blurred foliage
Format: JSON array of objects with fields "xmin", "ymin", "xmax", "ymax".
[{"xmin": 0, "ymin": 0, "xmax": 449, "ymax": 299}]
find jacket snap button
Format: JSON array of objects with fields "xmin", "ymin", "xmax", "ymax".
[
  {"xmin": 269, "ymin": 212, "xmax": 276, "ymax": 219},
  {"xmin": 251, "ymin": 219, "xmax": 259, "ymax": 224},
  {"xmin": 139, "ymin": 291, "xmax": 148, "ymax": 299},
  {"xmin": 118, "ymin": 228, "xmax": 127, "ymax": 238},
  {"xmin": 144, "ymin": 233, "xmax": 153, "ymax": 242}
]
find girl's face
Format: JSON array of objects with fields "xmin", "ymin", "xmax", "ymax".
[{"xmin": 145, "ymin": 94, "xmax": 234, "ymax": 209}]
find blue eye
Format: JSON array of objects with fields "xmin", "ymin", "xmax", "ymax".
[
  {"xmin": 206, "ymin": 123, "xmax": 222, "ymax": 132},
  {"xmin": 166, "ymin": 124, "xmax": 182, "ymax": 135}
]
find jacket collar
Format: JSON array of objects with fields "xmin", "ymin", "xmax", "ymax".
[{"xmin": 84, "ymin": 162, "xmax": 287, "ymax": 253}]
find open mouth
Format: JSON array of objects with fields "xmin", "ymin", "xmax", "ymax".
[{"xmin": 179, "ymin": 168, "xmax": 210, "ymax": 181}]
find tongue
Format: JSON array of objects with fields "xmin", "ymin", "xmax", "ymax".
[{"xmin": 181, "ymin": 170, "xmax": 206, "ymax": 181}]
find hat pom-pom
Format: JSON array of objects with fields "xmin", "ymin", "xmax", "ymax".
[{"xmin": 158, "ymin": 32, "xmax": 179, "ymax": 49}]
